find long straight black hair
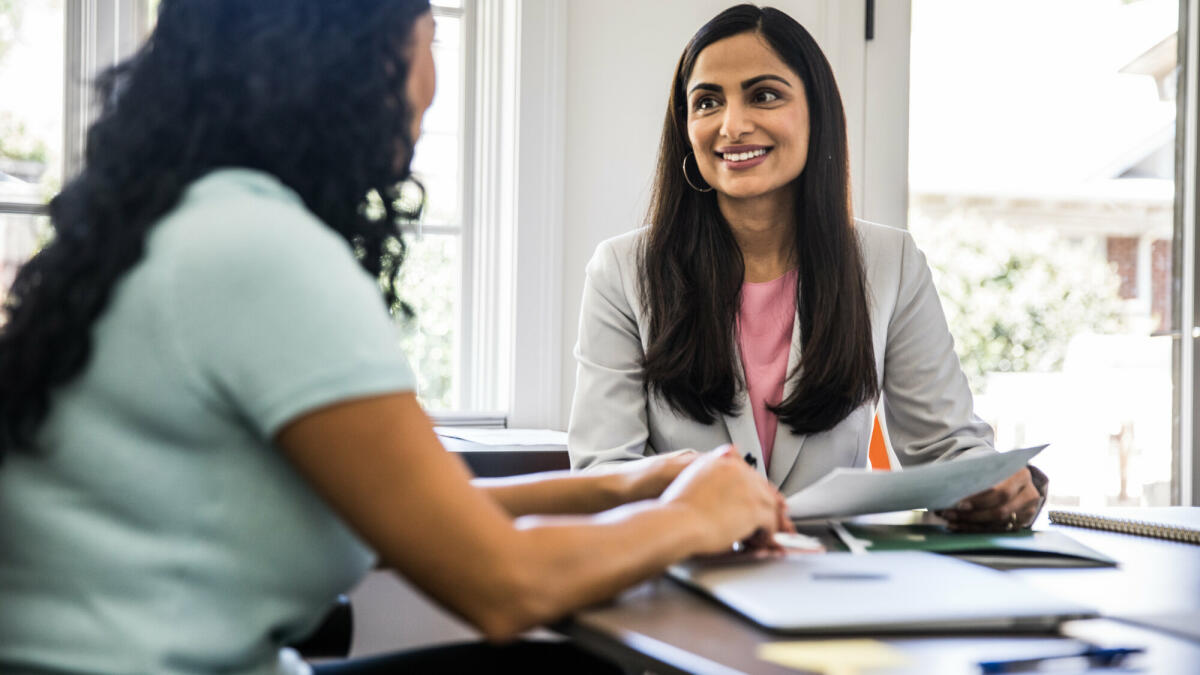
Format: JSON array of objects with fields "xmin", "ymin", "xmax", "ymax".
[
  {"xmin": 640, "ymin": 4, "xmax": 879, "ymax": 434},
  {"xmin": 0, "ymin": 0, "xmax": 431, "ymax": 459}
]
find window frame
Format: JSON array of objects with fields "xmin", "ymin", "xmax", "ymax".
[
  {"xmin": 1178, "ymin": 0, "xmax": 1199, "ymax": 506},
  {"xmin": 63, "ymin": 0, "xmax": 151, "ymax": 186},
  {"xmin": 0, "ymin": 0, "xmax": 147, "ymax": 220},
  {"xmin": 900, "ymin": 0, "xmax": 1197, "ymax": 506},
  {"xmin": 1, "ymin": 1, "xmax": 501, "ymax": 423},
  {"xmin": 457, "ymin": 0, "xmax": 566, "ymax": 428}
]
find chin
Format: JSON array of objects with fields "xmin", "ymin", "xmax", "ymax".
[{"xmin": 717, "ymin": 183, "xmax": 774, "ymax": 200}]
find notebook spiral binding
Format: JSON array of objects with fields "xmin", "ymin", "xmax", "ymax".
[{"xmin": 1049, "ymin": 510, "xmax": 1200, "ymax": 545}]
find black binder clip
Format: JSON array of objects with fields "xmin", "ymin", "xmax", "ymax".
[{"xmin": 743, "ymin": 453, "xmax": 757, "ymax": 469}]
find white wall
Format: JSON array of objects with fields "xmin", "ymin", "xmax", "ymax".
[{"xmin": 554, "ymin": 0, "xmax": 908, "ymax": 426}]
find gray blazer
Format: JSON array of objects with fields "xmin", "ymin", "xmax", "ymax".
[{"xmin": 567, "ymin": 220, "xmax": 996, "ymax": 495}]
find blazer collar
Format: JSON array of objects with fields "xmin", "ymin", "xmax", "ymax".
[
  {"xmin": 723, "ymin": 315, "xmax": 806, "ymax": 483},
  {"xmin": 723, "ymin": 339, "xmax": 768, "ymax": 479},
  {"xmin": 767, "ymin": 313, "xmax": 806, "ymax": 486}
]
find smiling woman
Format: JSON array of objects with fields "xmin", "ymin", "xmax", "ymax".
[
  {"xmin": 568, "ymin": 3, "xmax": 1050, "ymax": 534},
  {"xmin": 685, "ymin": 37, "xmax": 811, "ymax": 204},
  {"xmin": 640, "ymin": 4, "xmax": 874, "ymax": 442}
]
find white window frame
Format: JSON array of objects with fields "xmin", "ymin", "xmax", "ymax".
[
  {"xmin": 1179, "ymin": 0, "xmax": 1199, "ymax": 505},
  {"xmin": 47, "ymin": 1, "xmax": 507, "ymax": 426},
  {"xmin": 63, "ymin": 0, "xmax": 151, "ymax": 184},
  {"xmin": 0, "ymin": 1, "xmax": 148, "ymax": 282},
  {"xmin": 459, "ymin": 0, "xmax": 565, "ymax": 428},
  {"xmin": 404, "ymin": 1, "xmax": 492, "ymax": 425},
  {"xmin": 1, "ymin": 1, "xmax": 148, "ymax": 217}
]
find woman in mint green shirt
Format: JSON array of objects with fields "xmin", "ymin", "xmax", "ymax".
[{"xmin": 0, "ymin": 1, "xmax": 791, "ymax": 673}]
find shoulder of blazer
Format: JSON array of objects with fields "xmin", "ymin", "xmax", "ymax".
[
  {"xmin": 854, "ymin": 217, "xmax": 919, "ymax": 273},
  {"xmin": 590, "ymin": 228, "xmax": 648, "ymax": 268},
  {"xmin": 586, "ymin": 227, "xmax": 649, "ymax": 314},
  {"xmin": 852, "ymin": 218, "xmax": 923, "ymax": 317},
  {"xmin": 853, "ymin": 218, "xmax": 912, "ymax": 263}
]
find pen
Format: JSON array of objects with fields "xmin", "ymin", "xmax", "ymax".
[{"xmin": 978, "ymin": 646, "xmax": 1144, "ymax": 673}]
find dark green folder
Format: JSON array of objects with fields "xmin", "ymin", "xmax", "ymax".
[{"xmin": 840, "ymin": 523, "xmax": 1118, "ymax": 569}]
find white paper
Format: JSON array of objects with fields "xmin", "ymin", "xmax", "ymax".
[
  {"xmin": 433, "ymin": 427, "xmax": 568, "ymax": 447},
  {"xmin": 786, "ymin": 445, "xmax": 1047, "ymax": 520}
]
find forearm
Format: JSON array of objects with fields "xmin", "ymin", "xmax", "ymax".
[
  {"xmin": 277, "ymin": 393, "xmax": 725, "ymax": 642},
  {"xmin": 476, "ymin": 452, "xmax": 694, "ymax": 516},
  {"xmin": 497, "ymin": 501, "xmax": 707, "ymax": 630},
  {"xmin": 474, "ymin": 471, "xmax": 632, "ymax": 516}
]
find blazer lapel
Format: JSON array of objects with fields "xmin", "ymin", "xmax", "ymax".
[
  {"xmin": 768, "ymin": 313, "xmax": 806, "ymax": 486},
  {"xmin": 724, "ymin": 340, "xmax": 767, "ymax": 478}
]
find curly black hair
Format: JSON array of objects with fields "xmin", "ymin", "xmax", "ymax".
[{"xmin": 0, "ymin": 0, "xmax": 433, "ymax": 458}]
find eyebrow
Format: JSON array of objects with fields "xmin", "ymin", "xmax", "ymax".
[{"xmin": 687, "ymin": 73, "xmax": 793, "ymax": 95}]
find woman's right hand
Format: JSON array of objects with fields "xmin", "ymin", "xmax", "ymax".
[{"xmin": 659, "ymin": 444, "xmax": 787, "ymax": 555}]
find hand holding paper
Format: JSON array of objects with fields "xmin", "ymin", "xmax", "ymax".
[
  {"xmin": 786, "ymin": 446, "xmax": 1047, "ymax": 520},
  {"xmin": 939, "ymin": 462, "xmax": 1044, "ymax": 532}
]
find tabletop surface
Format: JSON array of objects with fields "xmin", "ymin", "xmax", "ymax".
[{"xmin": 559, "ymin": 510, "xmax": 1200, "ymax": 674}]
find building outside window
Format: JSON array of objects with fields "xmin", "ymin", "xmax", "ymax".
[{"xmin": 909, "ymin": 0, "xmax": 1181, "ymax": 508}]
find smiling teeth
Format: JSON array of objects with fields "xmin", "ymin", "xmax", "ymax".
[{"xmin": 723, "ymin": 148, "xmax": 768, "ymax": 161}]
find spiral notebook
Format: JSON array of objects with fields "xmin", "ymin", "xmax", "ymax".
[{"xmin": 1048, "ymin": 507, "xmax": 1200, "ymax": 544}]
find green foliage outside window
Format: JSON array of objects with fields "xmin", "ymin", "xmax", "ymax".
[
  {"xmin": 0, "ymin": 2, "xmax": 44, "ymax": 166},
  {"xmin": 369, "ymin": 184, "xmax": 458, "ymax": 411},
  {"xmin": 394, "ymin": 234, "xmax": 457, "ymax": 410},
  {"xmin": 0, "ymin": 0, "xmax": 22, "ymax": 64},
  {"xmin": 911, "ymin": 214, "xmax": 1127, "ymax": 393},
  {"xmin": 0, "ymin": 113, "xmax": 47, "ymax": 164}
]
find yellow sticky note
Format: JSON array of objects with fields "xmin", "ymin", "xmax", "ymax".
[{"xmin": 757, "ymin": 639, "xmax": 909, "ymax": 675}]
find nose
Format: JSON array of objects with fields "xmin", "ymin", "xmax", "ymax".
[{"xmin": 719, "ymin": 100, "xmax": 754, "ymax": 141}]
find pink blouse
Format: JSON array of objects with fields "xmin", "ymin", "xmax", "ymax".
[{"xmin": 736, "ymin": 269, "xmax": 798, "ymax": 469}]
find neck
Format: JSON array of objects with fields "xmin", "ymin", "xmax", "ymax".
[{"xmin": 718, "ymin": 190, "xmax": 795, "ymax": 283}]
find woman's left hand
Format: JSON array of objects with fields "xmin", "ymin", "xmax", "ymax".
[{"xmin": 937, "ymin": 467, "xmax": 1044, "ymax": 532}]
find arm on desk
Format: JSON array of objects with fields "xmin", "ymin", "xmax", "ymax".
[
  {"xmin": 277, "ymin": 393, "xmax": 781, "ymax": 643},
  {"xmin": 474, "ymin": 451, "xmax": 697, "ymax": 516}
]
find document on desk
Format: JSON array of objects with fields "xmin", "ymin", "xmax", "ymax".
[
  {"xmin": 787, "ymin": 445, "xmax": 1046, "ymax": 520},
  {"xmin": 433, "ymin": 427, "xmax": 567, "ymax": 446}
]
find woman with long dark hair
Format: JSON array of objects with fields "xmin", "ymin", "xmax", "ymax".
[
  {"xmin": 0, "ymin": 2, "xmax": 791, "ymax": 672},
  {"xmin": 568, "ymin": 4, "xmax": 1046, "ymax": 533}
]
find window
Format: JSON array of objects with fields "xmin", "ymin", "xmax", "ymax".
[
  {"xmin": 400, "ymin": 2, "xmax": 467, "ymax": 413},
  {"xmin": 1, "ymin": 0, "xmax": 153, "ymax": 294},
  {"xmin": 0, "ymin": 1, "xmax": 479, "ymax": 417},
  {"xmin": 908, "ymin": 0, "xmax": 1184, "ymax": 507},
  {"xmin": 0, "ymin": 0, "xmax": 64, "ymax": 291}
]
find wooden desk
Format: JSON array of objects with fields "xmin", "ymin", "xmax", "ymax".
[{"xmin": 558, "ymin": 514, "xmax": 1200, "ymax": 674}]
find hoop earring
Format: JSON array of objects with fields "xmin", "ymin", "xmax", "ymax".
[{"xmin": 681, "ymin": 152, "xmax": 713, "ymax": 193}]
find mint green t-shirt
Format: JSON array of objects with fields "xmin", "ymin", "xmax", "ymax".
[{"xmin": 0, "ymin": 169, "xmax": 416, "ymax": 674}]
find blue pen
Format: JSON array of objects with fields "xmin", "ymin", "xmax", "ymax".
[{"xmin": 978, "ymin": 646, "xmax": 1144, "ymax": 673}]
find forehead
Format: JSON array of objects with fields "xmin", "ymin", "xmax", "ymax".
[{"xmin": 686, "ymin": 32, "xmax": 796, "ymax": 88}]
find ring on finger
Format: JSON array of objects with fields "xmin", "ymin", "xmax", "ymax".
[{"xmin": 1006, "ymin": 512, "xmax": 1018, "ymax": 531}]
